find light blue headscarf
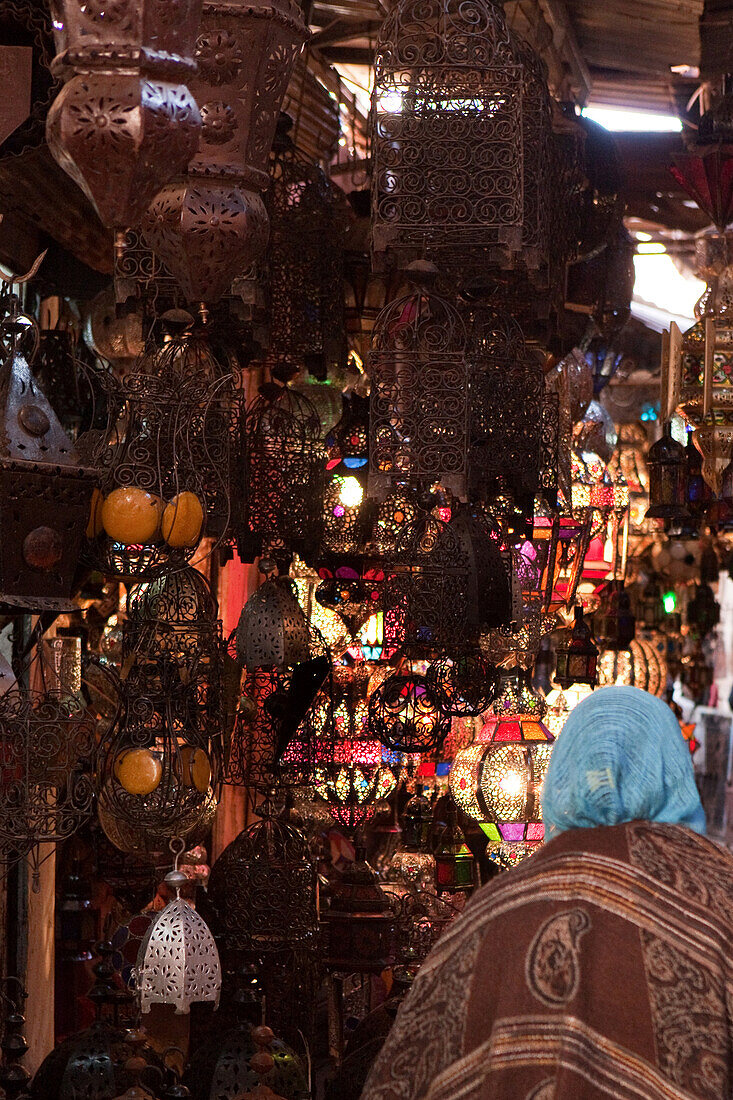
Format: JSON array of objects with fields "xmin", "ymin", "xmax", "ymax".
[{"xmin": 542, "ymin": 685, "xmax": 706, "ymax": 839}]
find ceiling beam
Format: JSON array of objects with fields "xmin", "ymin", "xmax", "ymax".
[{"xmin": 537, "ymin": 0, "xmax": 593, "ymax": 104}]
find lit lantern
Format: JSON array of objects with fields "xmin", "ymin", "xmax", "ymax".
[
  {"xmin": 554, "ymin": 606, "xmax": 598, "ymax": 689},
  {"xmin": 449, "ymin": 670, "xmax": 554, "ymax": 867},
  {"xmin": 645, "ymin": 422, "xmax": 689, "ymax": 522},
  {"xmin": 597, "ymin": 635, "xmax": 667, "ymax": 697},
  {"xmin": 544, "ymin": 682, "xmax": 593, "ymax": 738},
  {"xmin": 433, "ymin": 800, "xmax": 475, "ymax": 894},
  {"xmin": 321, "ymin": 393, "xmax": 374, "ymax": 560}
]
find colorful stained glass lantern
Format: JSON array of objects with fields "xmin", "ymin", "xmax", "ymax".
[
  {"xmin": 449, "ymin": 670, "xmax": 554, "ymax": 866},
  {"xmin": 645, "ymin": 422, "xmax": 689, "ymax": 522},
  {"xmin": 433, "ymin": 801, "xmax": 475, "ymax": 894},
  {"xmin": 322, "ymin": 393, "xmax": 374, "ymax": 560},
  {"xmin": 554, "ymin": 606, "xmax": 598, "ymax": 689}
]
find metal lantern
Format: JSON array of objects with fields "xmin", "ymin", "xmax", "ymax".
[
  {"xmin": 321, "ymin": 393, "xmax": 374, "ymax": 561},
  {"xmin": 46, "ymin": 0, "xmax": 203, "ymax": 231},
  {"xmin": 593, "ymin": 579, "xmax": 636, "ymax": 651},
  {"xmin": 368, "ymin": 671, "xmax": 449, "ymax": 755},
  {"xmin": 261, "ymin": 114, "xmax": 348, "ymax": 384},
  {"xmin": 425, "ymin": 654, "xmax": 498, "ymax": 717},
  {"xmin": 554, "ymin": 606, "xmax": 598, "ymax": 689},
  {"xmin": 239, "ymin": 383, "xmax": 325, "ymax": 564},
  {"xmin": 209, "ymin": 799, "xmax": 317, "ymax": 951},
  {"xmin": 236, "ymin": 567, "xmax": 310, "ymax": 670},
  {"xmin": 449, "ymin": 670, "xmax": 554, "ymax": 866},
  {"xmin": 143, "ymin": 0, "xmax": 307, "ymax": 304},
  {"xmin": 368, "ymin": 262, "xmax": 469, "ymax": 502},
  {"xmin": 370, "ymin": 0, "xmax": 553, "ymax": 278},
  {"xmin": 466, "ymin": 307, "xmax": 544, "ymax": 515},
  {"xmin": 544, "ymin": 682, "xmax": 593, "ymax": 738},
  {"xmin": 0, "ymin": 338, "xmax": 98, "ymax": 611},
  {"xmin": 0, "ymin": 680, "xmax": 95, "ymax": 869},
  {"xmin": 85, "ymin": 324, "xmax": 235, "ymax": 581},
  {"xmin": 433, "ymin": 801, "xmax": 475, "ymax": 894},
  {"xmin": 137, "ymin": 857, "xmax": 221, "ymax": 1014},
  {"xmin": 645, "ymin": 422, "xmax": 689, "ymax": 522}
]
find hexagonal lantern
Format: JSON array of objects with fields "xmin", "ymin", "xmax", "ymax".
[{"xmin": 0, "ymin": 348, "xmax": 98, "ymax": 610}]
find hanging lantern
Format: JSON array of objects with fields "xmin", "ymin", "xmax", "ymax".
[
  {"xmin": 368, "ymin": 261, "xmax": 469, "ymax": 502},
  {"xmin": 449, "ymin": 670, "xmax": 554, "ymax": 867},
  {"xmin": 236, "ymin": 563, "xmax": 311, "ymax": 670},
  {"xmin": 368, "ymin": 671, "xmax": 450, "ymax": 756},
  {"xmin": 593, "ymin": 579, "xmax": 636, "ymax": 651},
  {"xmin": 661, "ymin": 229, "xmax": 733, "ymax": 493},
  {"xmin": 685, "ymin": 431, "xmax": 714, "ymax": 521},
  {"xmin": 670, "ymin": 89, "xmax": 733, "ymax": 232},
  {"xmin": 465, "ymin": 307, "xmax": 545, "ymax": 516},
  {"xmin": 383, "ymin": 789, "xmax": 435, "ymax": 894},
  {"xmin": 322, "ymin": 847, "xmax": 395, "ymax": 973},
  {"xmin": 433, "ymin": 800, "xmax": 475, "ymax": 894},
  {"xmin": 207, "ymin": 799, "xmax": 318, "ymax": 957},
  {"xmin": 0, "ymin": 329, "xmax": 98, "ymax": 611},
  {"xmin": 85, "ymin": 322, "xmax": 234, "ymax": 581},
  {"xmin": 645, "ymin": 421, "xmax": 689, "ymax": 522},
  {"xmin": 597, "ymin": 635, "xmax": 667, "ymax": 698},
  {"xmin": 321, "ymin": 393, "xmax": 374, "ymax": 561},
  {"xmin": 608, "ymin": 422, "xmax": 650, "ymax": 534},
  {"xmin": 637, "ymin": 579, "xmax": 665, "ymax": 630},
  {"xmin": 46, "ymin": 0, "xmax": 202, "ymax": 233},
  {"xmin": 143, "ymin": 0, "xmax": 308, "ymax": 304},
  {"xmin": 554, "ymin": 606, "xmax": 598, "ymax": 689},
  {"xmin": 261, "ymin": 114, "xmax": 348, "ymax": 383},
  {"xmin": 137, "ymin": 848, "xmax": 221, "ymax": 1014},
  {"xmin": 370, "ymin": 0, "xmax": 553, "ymax": 279},
  {"xmin": 425, "ymin": 654, "xmax": 498, "ymax": 717},
  {"xmin": 239, "ymin": 383, "xmax": 325, "ymax": 564}
]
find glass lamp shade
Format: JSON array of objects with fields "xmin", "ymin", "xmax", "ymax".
[
  {"xmin": 554, "ymin": 606, "xmax": 598, "ymax": 688},
  {"xmin": 597, "ymin": 635, "xmax": 667, "ymax": 697},
  {"xmin": 433, "ymin": 805, "xmax": 475, "ymax": 894},
  {"xmin": 314, "ymin": 763, "xmax": 396, "ymax": 833},
  {"xmin": 449, "ymin": 671, "xmax": 554, "ymax": 866},
  {"xmin": 646, "ymin": 423, "xmax": 689, "ymax": 521},
  {"xmin": 321, "ymin": 393, "xmax": 373, "ymax": 559}
]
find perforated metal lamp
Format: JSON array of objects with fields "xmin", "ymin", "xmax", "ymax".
[{"xmin": 136, "ymin": 848, "xmax": 221, "ymax": 1015}]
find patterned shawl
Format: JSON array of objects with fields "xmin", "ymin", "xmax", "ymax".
[{"xmin": 361, "ymin": 822, "xmax": 733, "ymax": 1100}]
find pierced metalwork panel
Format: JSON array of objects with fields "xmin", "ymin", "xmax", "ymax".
[
  {"xmin": 369, "ymin": 276, "xmax": 469, "ymax": 501},
  {"xmin": 466, "ymin": 307, "xmax": 544, "ymax": 507},
  {"xmin": 371, "ymin": 0, "xmax": 524, "ymax": 263}
]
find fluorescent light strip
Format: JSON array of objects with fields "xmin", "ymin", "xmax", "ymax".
[{"xmin": 582, "ymin": 106, "xmax": 682, "ymax": 133}]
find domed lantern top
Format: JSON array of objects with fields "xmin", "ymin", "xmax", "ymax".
[{"xmin": 236, "ymin": 571, "xmax": 311, "ymax": 670}]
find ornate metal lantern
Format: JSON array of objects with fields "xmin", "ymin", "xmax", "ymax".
[
  {"xmin": 85, "ymin": 324, "xmax": 235, "ymax": 581},
  {"xmin": 46, "ymin": 0, "xmax": 203, "ymax": 232},
  {"xmin": 239, "ymin": 383, "xmax": 325, "ymax": 564},
  {"xmin": 0, "ymin": 333, "xmax": 98, "ymax": 611},
  {"xmin": 433, "ymin": 801, "xmax": 475, "ymax": 894},
  {"xmin": 321, "ymin": 393, "xmax": 374, "ymax": 561},
  {"xmin": 261, "ymin": 114, "xmax": 348, "ymax": 384},
  {"xmin": 236, "ymin": 565, "xmax": 311, "ymax": 670},
  {"xmin": 645, "ymin": 422, "xmax": 689, "ymax": 522},
  {"xmin": 369, "ymin": 671, "xmax": 450, "ymax": 756},
  {"xmin": 143, "ymin": 0, "xmax": 308, "ymax": 304},
  {"xmin": 0, "ymin": 663, "xmax": 95, "ymax": 869},
  {"xmin": 425, "ymin": 654, "xmax": 498, "ymax": 717},
  {"xmin": 593, "ymin": 579, "xmax": 636, "ymax": 651},
  {"xmin": 554, "ymin": 606, "xmax": 598, "ymax": 689},
  {"xmin": 466, "ymin": 307, "xmax": 544, "ymax": 516},
  {"xmin": 208, "ymin": 798, "xmax": 317, "ymax": 955},
  {"xmin": 449, "ymin": 670, "xmax": 554, "ymax": 866},
  {"xmin": 137, "ymin": 850, "xmax": 221, "ymax": 1014},
  {"xmin": 368, "ymin": 262, "xmax": 469, "ymax": 502},
  {"xmin": 95, "ymin": 658, "xmax": 221, "ymax": 852},
  {"xmin": 370, "ymin": 0, "xmax": 552, "ymax": 278}
]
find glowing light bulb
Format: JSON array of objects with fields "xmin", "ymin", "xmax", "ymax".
[
  {"xmin": 339, "ymin": 476, "xmax": 364, "ymax": 508},
  {"xmin": 499, "ymin": 771, "xmax": 523, "ymax": 798},
  {"xmin": 663, "ymin": 591, "xmax": 677, "ymax": 614}
]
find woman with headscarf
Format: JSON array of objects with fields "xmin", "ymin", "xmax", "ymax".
[{"xmin": 361, "ymin": 685, "xmax": 733, "ymax": 1100}]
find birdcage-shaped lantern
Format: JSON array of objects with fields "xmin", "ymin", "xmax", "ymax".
[
  {"xmin": 371, "ymin": 0, "xmax": 552, "ymax": 277},
  {"xmin": 262, "ymin": 114, "xmax": 348, "ymax": 383},
  {"xmin": 95, "ymin": 660, "xmax": 222, "ymax": 852},
  {"xmin": 240, "ymin": 383, "xmax": 325, "ymax": 563},
  {"xmin": 47, "ymin": 0, "xmax": 203, "ymax": 232},
  {"xmin": 369, "ymin": 262, "xmax": 469, "ymax": 502},
  {"xmin": 143, "ymin": 0, "xmax": 308, "ymax": 303},
  {"xmin": 85, "ymin": 325, "xmax": 235, "ymax": 581}
]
